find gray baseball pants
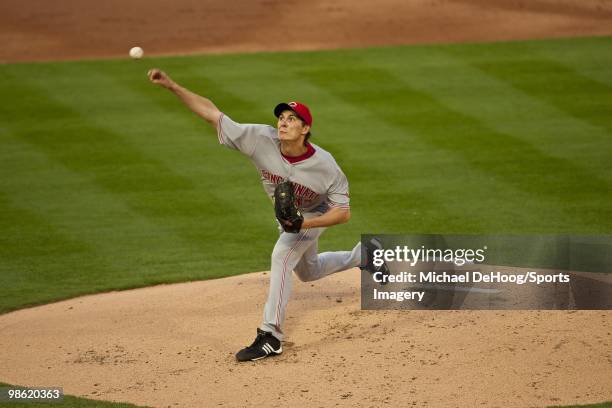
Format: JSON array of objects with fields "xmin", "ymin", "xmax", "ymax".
[{"xmin": 260, "ymin": 226, "xmax": 361, "ymax": 340}]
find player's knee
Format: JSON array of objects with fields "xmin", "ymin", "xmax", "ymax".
[
  {"xmin": 294, "ymin": 262, "xmax": 319, "ymax": 282},
  {"xmin": 294, "ymin": 269, "xmax": 316, "ymax": 282}
]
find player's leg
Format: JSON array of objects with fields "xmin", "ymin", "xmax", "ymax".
[
  {"xmin": 259, "ymin": 227, "xmax": 325, "ymax": 340},
  {"xmin": 294, "ymin": 240, "xmax": 361, "ymax": 282},
  {"xmin": 237, "ymin": 229, "xmax": 323, "ymax": 362}
]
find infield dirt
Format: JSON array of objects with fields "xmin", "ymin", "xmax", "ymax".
[
  {"xmin": 0, "ymin": 1, "xmax": 611, "ymax": 407},
  {"xmin": 1, "ymin": 0, "xmax": 612, "ymax": 62},
  {"xmin": 1, "ymin": 271, "xmax": 611, "ymax": 407}
]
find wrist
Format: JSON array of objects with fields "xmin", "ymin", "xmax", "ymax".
[{"xmin": 301, "ymin": 218, "xmax": 313, "ymax": 229}]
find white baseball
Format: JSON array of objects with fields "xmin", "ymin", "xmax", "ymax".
[{"xmin": 129, "ymin": 46, "xmax": 144, "ymax": 59}]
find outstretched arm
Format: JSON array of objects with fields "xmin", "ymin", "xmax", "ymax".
[{"xmin": 147, "ymin": 68, "xmax": 222, "ymax": 127}]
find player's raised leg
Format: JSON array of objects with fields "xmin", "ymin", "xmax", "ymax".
[{"xmin": 294, "ymin": 240, "xmax": 361, "ymax": 282}]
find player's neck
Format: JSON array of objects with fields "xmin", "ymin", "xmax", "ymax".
[{"xmin": 280, "ymin": 140, "xmax": 308, "ymax": 157}]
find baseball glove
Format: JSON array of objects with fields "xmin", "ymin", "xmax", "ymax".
[{"xmin": 274, "ymin": 181, "xmax": 304, "ymax": 233}]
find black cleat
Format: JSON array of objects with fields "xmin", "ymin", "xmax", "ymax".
[
  {"xmin": 236, "ymin": 329, "xmax": 282, "ymax": 362},
  {"xmin": 362, "ymin": 237, "xmax": 390, "ymax": 284}
]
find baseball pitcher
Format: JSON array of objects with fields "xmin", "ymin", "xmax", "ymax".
[{"xmin": 147, "ymin": 68, "xmax": 388, "ymax": 361}]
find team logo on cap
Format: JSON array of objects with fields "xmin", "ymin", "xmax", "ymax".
[{"xmin": 289, "ymin": 102, "xmax": 297, "ymax": 107}]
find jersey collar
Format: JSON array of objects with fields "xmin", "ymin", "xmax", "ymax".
[{"xmin": 281, "ymin": 142, "xmax": 316, "ymax": 164}]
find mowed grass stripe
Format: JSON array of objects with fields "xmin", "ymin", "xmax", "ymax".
[
  {"xmin": 30, "ymin": 62, "xmax": 277, "ymax": 234},
  {"xmin": 372, "ymin": 47, "xmax": 610, "ymax": 172},
  {"xmin": 1, "ymin": 65, "xmax": 278, "ymax": 271},
  {"xmin": 438, "ymin": 38, "xmax": 611, "ymax": 173},
  {"xmin": 0, "ymin": 61, "xmax": 283, "ymax": 311},
  {"xmin": 112, "ymin": 70, "xmax": 278, "ymax": 236},
  {"xmin": 361, "ymin": 48, "xmax": 611, "ymax": 225},
  {"xmin": 0, "ymin": 68, "xmax": 193, "ymax": 195},
  {"xmin": 0, "ymin": 135, "xmax": 215, "ymax": 312},
  {"xmin": 475, "ymin": 58, "xmax": 612, "ymax": 138},
  {"xmin": 453, "ymin": 36, "xmax": 612, "ymax": 89},
  {"xmin": 0, "ymin": 190, "xmax": 102, "ymax": 311},
  {"xmin": 67, "ymin": 61, "xmax": 282, "ymax": 262},
  {"xmin": 0, "ymin": 192, "xmax": 88, "ymax": 260},
  {"xmin": 0, "ymin": 76, "xmax": 203, "ymax": 259},
  {"xmin": 301, "ymin": 63, "xmax": 610, "ymax": 230},
  {"xmin": 0, "ymin": 106, "xmax": 269, "ymax": 312}
]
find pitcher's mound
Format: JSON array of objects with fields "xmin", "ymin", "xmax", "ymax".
[{"xmin": 0, "ymin": 269, "xmax": 610, "ymax": 407}]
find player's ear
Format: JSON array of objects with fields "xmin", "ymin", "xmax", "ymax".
[{"xmin": 301, "ymin": 124, "xmax": 311, "ymax": 135}]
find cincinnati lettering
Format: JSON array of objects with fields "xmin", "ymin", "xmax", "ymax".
[{"xmin": 261, "ymin": 170, "xmax": 320, "ymax": 206}]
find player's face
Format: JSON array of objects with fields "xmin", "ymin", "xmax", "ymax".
[{"xmin": 277, "ymin": 110, "xmax": 309, "ymax": 143}]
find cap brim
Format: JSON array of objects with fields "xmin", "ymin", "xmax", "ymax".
[
  {"xmin": 274, "ymin": 103, "xmax": 309, "ymax": 126},
  {"xmin": 274, "ymin": 103, "xmax": 293, "ymax": 118}
]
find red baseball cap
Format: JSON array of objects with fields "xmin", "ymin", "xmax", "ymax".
[{"xmin": 274, "ymin": 101, "xmax": 313, "ymax": 127}]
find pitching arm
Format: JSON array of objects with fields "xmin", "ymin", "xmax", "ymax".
[{"xmin": 147, "ymin": 68, "xmax": 222, "ymax": 127}]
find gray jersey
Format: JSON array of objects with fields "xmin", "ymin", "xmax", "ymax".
[{"xmin": 216, "ymin": 113, "xmax": 350, "ymax": 214}]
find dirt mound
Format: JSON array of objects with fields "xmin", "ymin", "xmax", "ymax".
[{"xmin": 0, "ymin": 270, "xmax": 610, "ymax": 407}]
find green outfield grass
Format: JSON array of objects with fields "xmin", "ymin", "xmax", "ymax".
[
  {"xmin": 549, "ymin": 403, "xmax": 612, "ymax": 408},
  {"xmin": 0, "ymin": 36, "xmax": 611, "ymax": 314}
]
